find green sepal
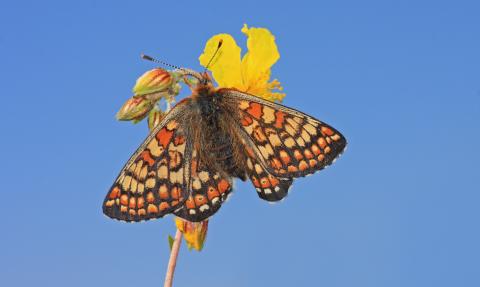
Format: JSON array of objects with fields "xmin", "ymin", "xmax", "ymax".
[{"xmin": 168, "ymin": 235, "xmax": 175, "ymax": 251}]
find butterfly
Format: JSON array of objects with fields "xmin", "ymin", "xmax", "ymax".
[{"xmin": 103, "ymin": 71, "xmax": 347, "ymax": 222}]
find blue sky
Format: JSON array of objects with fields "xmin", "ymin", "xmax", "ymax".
[{"xmin": 1, "ymin": 0, "xmax": 479, "ymax": 286}]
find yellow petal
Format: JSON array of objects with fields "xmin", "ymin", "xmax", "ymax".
[
  {"xmin": 174, "ymin": 217, "xmax": 208, "ymax": 251},
  {"xmin": 262, "ymin": 78, "xmax": 286, "ymax": 102},
  {"xmin": 240, "ymin": 24, "xmax": 280, "ymax": 91},
  {"xmin": 199, "ymin": 34, "xmax": 243, "ymax": 88}
]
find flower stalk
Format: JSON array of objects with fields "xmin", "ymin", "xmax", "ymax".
[{"xmin": 164, "ymin": 229, "xmax": 182, "ymax": 287}]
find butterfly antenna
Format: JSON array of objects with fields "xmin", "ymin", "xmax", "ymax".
[
  {"xmin": 141, "ymin": 53, "xmax": 184, "ymax": 71},
  {"xmin": 204, "ymin": 39, "xmax": 223, "ymax": 72},
  {"xmin": 141, "ymin": 53, "xmax": 203, "ymax": 81}
]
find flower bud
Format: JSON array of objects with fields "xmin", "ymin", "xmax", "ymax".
[
  {"xmin": 116, "ymin": 96, "xmax": 155, "ymax": 121},
  {"xmin": 133, "ymin": 68, "xmax": 173, "ymax": 96},
  {"xmin": 175, "ymin": 218, "xmax": 209, "ymax": 251},
  {"xmin": 147, "ymin": 108, "xmax": 165, "ymax": 131}
]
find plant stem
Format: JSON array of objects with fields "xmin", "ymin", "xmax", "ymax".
[{"xmin": 164, "ymin": 228, "xmax": 182, "ymax": 287}]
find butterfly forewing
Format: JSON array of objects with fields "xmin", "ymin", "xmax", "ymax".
[
  {"xmin": 220, "ymin": 88, "xmax": 347, "ymax": 180},
  {"xmin": 103, "ymin": 101, "xmax": 193, "ymax": 222}
]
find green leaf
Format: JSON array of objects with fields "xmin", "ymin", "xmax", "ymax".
[{"xmin": 168, "ymin": 235, "xmax": 175, "ymax": 250}]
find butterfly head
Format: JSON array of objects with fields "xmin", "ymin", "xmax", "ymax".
[
  {"xmin": 200, "ymin": 71, "xmax": 213, "ymax": 86},
  {"xmin": 191, "ymin": 71, "xmax": 216, "ymax": 97}
]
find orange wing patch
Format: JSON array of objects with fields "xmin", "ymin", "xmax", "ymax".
[{"xmin": 103, "ymin": 119, "xmax": 189, "ymax": 222}]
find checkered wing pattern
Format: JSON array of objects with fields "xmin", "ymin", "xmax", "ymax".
[
  {"xmin": 103, "ymin": 102, "xmax": 192, "ymax": 222},
  {"xmin": 221, "ymin": 89, "xmax": 347, "ymax": 201},
  {"xmin": 173, "ymin": 149, "xmax": 233, "ymax": 222},
  {"xmin": 243, "ymin": 143, "xmax": 293, "ymax": 201}
]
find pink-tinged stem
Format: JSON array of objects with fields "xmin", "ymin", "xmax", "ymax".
[{"xmin": 164, "ymin": 229, "xmax": 182, "ymax": 287}]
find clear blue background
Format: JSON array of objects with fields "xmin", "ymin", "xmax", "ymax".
[{"xmin": 1, "ymin": 1, "xmax": 479, "ymax": 286}]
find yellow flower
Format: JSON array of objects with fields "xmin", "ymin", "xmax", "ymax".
[
  {"xmin": 174, "ymin": 218, "xmax": 209, "ymax": 251},
  {"xmin": 199, "ymin": 24, "xmax": 285, "ymax": 102}
]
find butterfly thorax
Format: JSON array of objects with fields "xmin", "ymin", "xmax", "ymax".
[{"xmin": 191, "ymin": 79, "xmax": 215, "ymax": 98}]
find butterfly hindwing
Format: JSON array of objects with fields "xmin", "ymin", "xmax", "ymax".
[
  {"xmin": 221, "ymin": 89, "xmax": 347, "ymax": 179},
  {"xmin": 173, "ymin": 150, "xmax": 233, "ymax": 221},
  {"xmin": 103, "ymin": 102, "xmax": 192, "ymax": 222},
  {"xmin": 245, "ymin": 149, "xmax": 293, "ymax": 201}
]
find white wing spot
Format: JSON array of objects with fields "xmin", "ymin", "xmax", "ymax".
[{"xmin": 199, "ymin": 204, "xmax": 210, "ymax": 212}]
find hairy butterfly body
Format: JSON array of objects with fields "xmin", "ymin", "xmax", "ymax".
[{"xmin": 103, "ymin": 72, "xmax": 347, "ymax": 222}]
